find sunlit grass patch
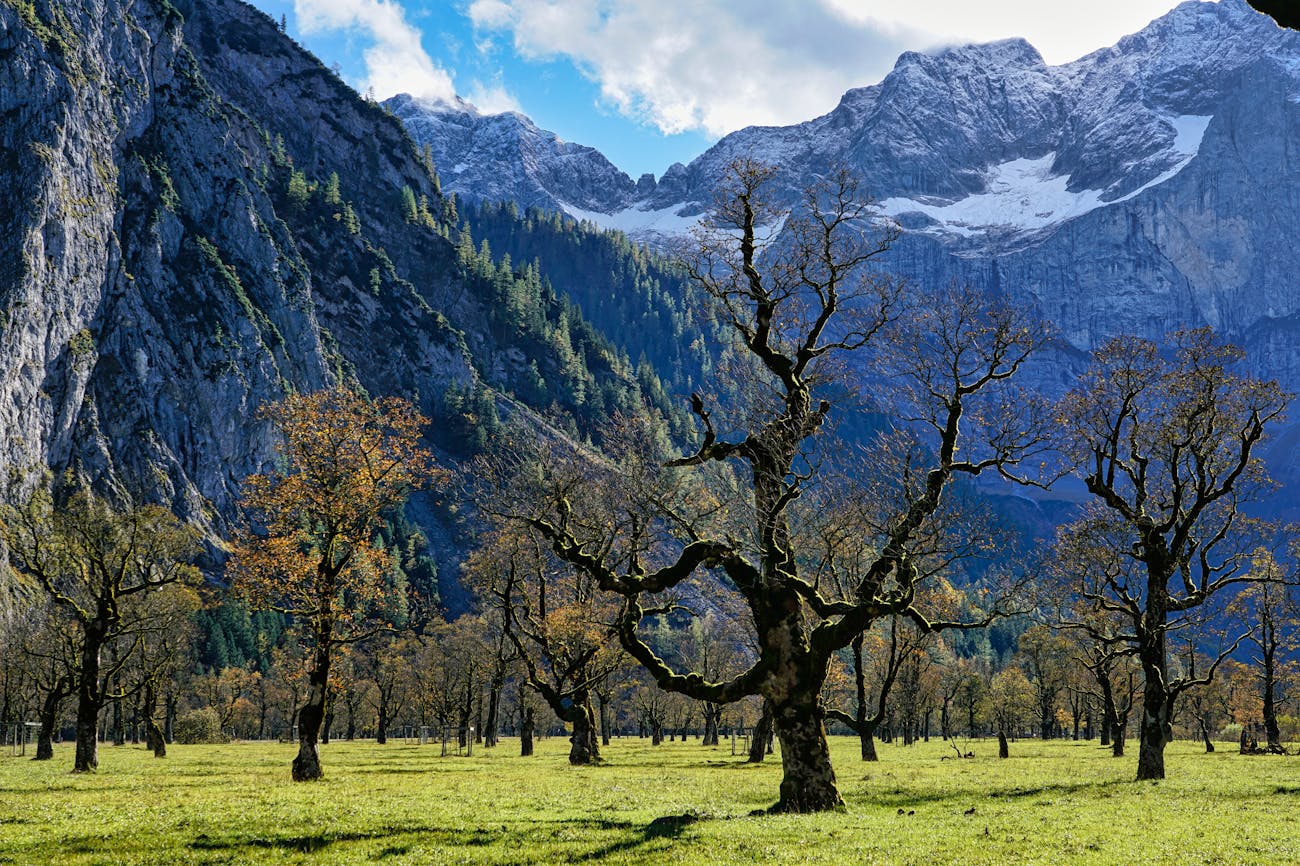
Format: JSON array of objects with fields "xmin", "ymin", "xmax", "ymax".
[{"xmin": 1, "ymin": 736, "xmax": 1296, "ymax": 864}]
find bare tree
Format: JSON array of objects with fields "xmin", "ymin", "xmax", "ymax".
[
  {"xmin": 494, "ymin": 160, "xmax": 1047, "ymax": 811},
  {"xmin": 1056, "ymin": 330, "xmax": 1289, "ymax": 779},
  {"xmin": 467, "ymin": 525, "xmax": 626, "ymax": 764},
  {"xmin": 1, "ymin": 483, "xmax": 201, "ymax": 772},
  {"xmin": 1228, "ymin": 548, "xmax": 1298, "ymax": 753}
]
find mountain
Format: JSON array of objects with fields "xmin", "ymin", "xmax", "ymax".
[
  {"xmin": 392, "ymin": 0, "xmax": 1300, "ymax": 481},
  {"xmin": 386, "ymin": 93, "xmax": 647, "ymax": 216},
  {"xmin": 0, "ymin": 0, "xmax": 687, "ymax": 607}
]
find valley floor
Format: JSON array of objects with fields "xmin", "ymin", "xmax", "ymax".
[{"xmin": 0, "ymin": 736, "xmax": 1296, "ymax": 864}]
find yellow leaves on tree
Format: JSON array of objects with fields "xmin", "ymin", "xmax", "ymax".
[{"xmin": 229, "ymin": 387, "xmax": 441, "ymax": 640}]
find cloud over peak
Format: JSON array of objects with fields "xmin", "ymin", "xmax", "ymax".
[{"xmin": 294, "ymin": 0, "xmax": 457, "ymax": 101}]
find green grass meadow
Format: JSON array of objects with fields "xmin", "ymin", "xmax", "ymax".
[{"xmin": 2, "ymin": 735, "xmax": 1298, "ymax": 865}]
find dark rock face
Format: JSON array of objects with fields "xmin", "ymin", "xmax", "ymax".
[{"xmin": 0, "ymin": 0, "xmax": 542, "ymax": 580}]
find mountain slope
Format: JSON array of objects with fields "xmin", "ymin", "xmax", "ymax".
[
  {"xmin": 386, "ymin": 93, "xmax": 645, "ymax": 215},
  {"xmin": 0, "ymin": 0, "xmax": 682, "ymax": 604}
]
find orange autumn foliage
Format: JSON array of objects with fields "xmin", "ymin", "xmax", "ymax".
[{"xmin": 229, "ymin": 387, "xmax": 440, "ymax": 640}]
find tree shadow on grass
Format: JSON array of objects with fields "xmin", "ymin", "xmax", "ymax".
[
  {"xmin": 570, "ymin": 812, "xmax": 706, "ymax": 862},
  {"xmin": 189, "ymin": 830, "xmax": 409, "ymax": 854},
  {"xmin": 867, "ymin": 778, "xmax": 1132, "ymax": 810},
  {"xmin": 186, "ymin": 816, "xmax": 648, "ymax": 859}
]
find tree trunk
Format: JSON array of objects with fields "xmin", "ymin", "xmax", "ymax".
[
  {"xmin": 34, "ymin": 678, "xmax": 67, "ymax": 762},
  {"xmin": 484, "ymin": 680, "xmax": 501, "ymax": 748},
  {"xmin": 111, "ymin": 684, "xmax": 125, "ymax": 747},
  {"xmin": 861, "ymin": 722, "xmax": 878, "ymax": 762},
  {"xmin": 475, "ymin": 689, "xmax": 484, "ymax": 744},
  {"xmin": 1136, "ymin": 650, "xmax": 1171, "ymax": 780},
  {"xmin": 1112, "ymin": 716, "xmax": 1127, "ymax": 757},
  {"xmin": 520, "ymin": 705, "xmax": 535, "ymax": 757},
  {"xmin": 769, "ymin": 696, "xmax": 842, "ymax": 813},
  {"xmin": 292, "ymin": 640, "xmax": 331, "ymax": 782},
  {"xmin": 164, "ymin": 690, "xmax": 177, "ymax": 744},
  {"xmin": 1263, "ymin": 646, "xmax": 1282, "ymax": 752},
  {"xmin": 567, "ymin": 697, "xmax": 599, "ymax": 765},
  {"xmin": 72, "ymin": 621, "xmax": 107, "ymax": 773},
  {"xmin": 748, "ymin": 701, "xmax": 773, "ymax": 763},
  {"xmin": 74, "ymin": 709, "xmax": 100, "ymax": 772},
  {"xmin": 376, "ymin": 696, "xmax": 390, "ymax": 745},
  {"xmin": 142, "ymin": 680, "xmax": 166, "ymax": 758},
  {"xmin": 1199, "ymin": 717, "xmax": 1215, "ymax": 753},
  {"xmin": 998, "ymin": 730, "xmax": 1009, "ymax": 758},
  {"xmin": 597, "ymin": 693, "xmax": 611, "ymax": 747},
  {"xmin": 702, "ymin": 704, "xmax": 721, "ymax": 746}
]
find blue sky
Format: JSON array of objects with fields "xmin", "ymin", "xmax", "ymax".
[{"xmin": 244, "ymin": 0, "xmax": 1203, "ymax": 179}]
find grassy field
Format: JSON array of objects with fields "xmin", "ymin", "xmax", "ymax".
[{"xmin": 1, "ymin": 735, "xmax": 1298, "ymax": 865}]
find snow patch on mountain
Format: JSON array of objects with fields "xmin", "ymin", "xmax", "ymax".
[
  {"xmin": 877, "ymin": 114, "xmax": 1214, "ymax": 237},
  {"xmin": 1170, "ymin": 114, "xmax": 1212, "ymax": 155},
  {"xmin": 559, "ymin": 201, "xmax": 703, "ymax": 237}
]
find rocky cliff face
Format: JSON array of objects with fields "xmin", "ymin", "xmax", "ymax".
[
  {"xmin": 386, "ymin": 93, "xmax": 640, "ymax": 215},
  {"xmin": 0, "ymin": 0, "xmax": 617, "ymax": 594}
]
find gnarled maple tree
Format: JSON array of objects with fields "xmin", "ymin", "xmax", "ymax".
[
  {"xmin": 229, "ymin": 386, "xmax": 438, "ymax": 781},
  {"xmin": 493, "ymin": 160, "xmax": 1049, "ymax": 812}
]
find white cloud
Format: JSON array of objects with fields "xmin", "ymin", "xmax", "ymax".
[
  {"xmin": 823, "ymin": 0, "xmax": 1208, "ymax": 66},
  {"xmin": 464, "ymin": 81, "xmax": 523, "ymax": 114},
  {"xmin": 467, "ymin": 0, "xmax": 1196, "ymax": 137},
  {"xmin": 294, "ymin": 0, "xmax": 458, "ymax": 100}
]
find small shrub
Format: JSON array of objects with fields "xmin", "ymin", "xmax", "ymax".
[{"xmin": 173, "ymin": 708, "xmax": 227, "ymax": 744}]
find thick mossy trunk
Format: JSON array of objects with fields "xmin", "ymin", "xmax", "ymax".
[
  {"xmin": 1135, "ymin": 710, "xmax": 1167, "ymax": 778},
  {"xmin": 73, "ymin": 708, "xmax": 99, "ymax": 773},
  {"xmin": 72, "ymin": 623, "xmax": 107, "ymax": 773},
  {"xmin": 769, "ymin": 698, "xmax": 842, "ymax": 813},
  {"xmin": 567, "ymin": 698, "xmax": 600, "ymax": 765},
  {"xmin": 1136, "ymin": 646, "xmax": 1170, "ymax": 780},
  {"xmin": 292, "ymin": 642, "xmax": 332, "ymax": 782}
]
